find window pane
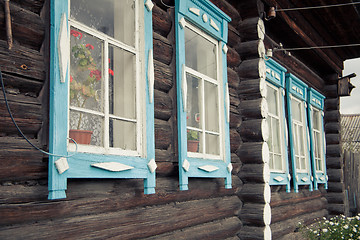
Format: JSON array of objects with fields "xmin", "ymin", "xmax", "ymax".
[
  {"xmin": 272, "ymin": 118, "xmax": 281, "ymax": 154},
  {"xmin": 187, "ymin": 129, "xmax": 202, "ymax": 153},
  {"xmin": 70, "ymin": 0, "xmax": 135, "ymax": 46},
  {"xmin": 204, "ymin": 81, "xmax": 219, "ymax": 132},
  {"xmin": 274, "ymin": 155, "xmax": 283, "ymax": 171},
  {"xmin": 312, "ymin": 109, "xmax": 320, "ymax": 130},
  {"xmin": 205, "ymin": 133, "xmax": 220, "ymax": 155},
  {"xmin": 69, "ymin": 110, "xmax": 104, "ymax": 146},
  {"xmin": 185, "ymin": 27, "xmax": 217, "ymax": 79},
  {"xmin": 267, "ymin": 86, "xmax": 278, "ymax": 115},
  {"xmin": 70, "ymin": 27, "xmax": 104, "ymax": 113},
  {"xmin": 291, "ymin": 99, "xmax": 302, "ymax": 121},
  {"xmin": 109, "ymin": 45, "xmax": 136, "ymax": 119},
  {"xmin": 186, "ymin": 73, "xmax": 202, "ymax": 129},
  {"xmin": 109, "ymin": 119, "xmax": 136, "ymax": 150}
]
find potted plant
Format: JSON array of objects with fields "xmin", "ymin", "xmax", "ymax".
[
  {"xmin": 68, "ymin": 29, "xmax": 101, "ymax": 144},
  {"xmin": 187, "ymin": 129, "xmax": 200, "ymax": 152}
]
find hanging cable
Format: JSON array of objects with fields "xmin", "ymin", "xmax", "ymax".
[
  {"xmin": 276, "ymin": 2, "xmax": 360, "ymax": 12},
  {"xmin": 274, "ymin": 43, "xmax": 360, "ymax": 52},
  {"xmin": 0, "ymin": 68, "xmax": 78, "ymax": 158}
]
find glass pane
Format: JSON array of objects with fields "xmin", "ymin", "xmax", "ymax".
[
  {"xmin": 186, "ymin": 73, "xmax": 202, "ymax": 129},
  {"xmin": 70, "ymin": 27, "xmax": 103, "ymax": 112},
  {"xmin": 70, "ymin": 0, "xmax": 135, "ymax": 46},
  {"xmin": 291, "ymin": 98, "xmax": 302, "ymax": 121},
  {"xmin": 296, "ymin": 156, "xmax": 300, "ymax": 170},
  {"xmin": 205, "ymin": 133, "xmax": 220, "ymax": 155},
  {"xmin": 272, "ymin": 118, "xmax": 281, "ymax": 154},
  {"xmin": 69, "ymin": 110, "xmax": 103, "ymax": 146},
  {"xmin": 204, "ymin": 81, "xmax": 219, "ymax": 132},
  {"xmin": 185, "ymin": 27, "xmax": 217, "ymax": 79},
  {"xmin": 299, "ymin": 125, "xmax": 305, "ymax": 156},
  {"xmin": 268, "ymin": 119, "xmax": 273, "ymax": 152},
  {"xmin": 312, "ymin": 109, "xmax": 320, "ymax": 130},
  {"xmin": 109, "ymin": 119, "xmax": 136, "ymax": 150},
  {"xmin": 293, "ymin": 124, "xmax": 300, "ymax": 156},
  {"xmin": 266, "ymin": 86, "xmax": 278, "ymax": 115},
  {"xmin": 269, "ymin": 154, "xmax": 274, "ymax": 169},
  {"xmin": 273, "ymin": 155, "xmax": 283, "ymax": 171},
  {"xmin": 109, "ymin": 45, "xmax": 136, "ymax": 119},
  {"xmin": 187, "ymin": 129, "xmax": 202, "ymax": 153},
  {"xmin": 317, "ymin": 159, "xmax": 323, "ymax": 172},
  {"xmin": 300, "ymin": 157, "xmax": 306, "ymax": 170}
]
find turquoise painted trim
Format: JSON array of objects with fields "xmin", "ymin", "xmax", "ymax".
[
  {"xmin": 48, "ymin": 0, "xmax": 156, "ymax": 199},
  {"xmin": 177, "ymin": 0, "xmax": 230, "ymax": 42},
  {"xmin": 307, "ymin": 88, "xmax": 327, "ymax": 190},
  {"xmin": 286, "ymin": 73, "xmax": 313, "ymax": 192},
  {"xmin": 175, "ymin": 0, "xmax": 232, "ymax": 191},
  {"xmin": 265, "ymin": 59, "xmax": 290, "ymax": 192},
  {"xmin": 48, "ymin": 0, "xmax": 69, "ymax": 200}
]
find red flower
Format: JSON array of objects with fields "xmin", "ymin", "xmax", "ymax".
[
  {"xmin": 109, "ymin": 69, "xmax": 114, "ymax": 76},
  {"xmin": 70, "ymin": 29, "xmax": 83, "ymax": 39},
  {"xmin": 90, "ymin": 69, "xmax": 101, "ymax": 81},
  {"xmin": 85, "ymin": 44, "xmax": 94, "ymax": 50},
  {"xmin": 70, "ymin": 75, "xmax": 73, "ymax": 83}
]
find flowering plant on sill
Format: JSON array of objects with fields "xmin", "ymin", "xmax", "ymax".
[
  {"xmin": 298, "ymin": 214, "xmax": 360, "ymax": 239},
  {"xmin": 70, "ymin": 29, "xmax": 102, "ymax": 129},
  {"xmin": 187, "ymin": 129, "xmax": 199, "ymax": 141}
]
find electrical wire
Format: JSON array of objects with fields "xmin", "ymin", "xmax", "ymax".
[
  {"xmin": 0, "ymin": 68, "xmax": 78, "ymax": 158},
  {"xmin": 160, "ymin": 0, "xmax": 174, "ymax": 8},
  {"xmin": 276, "ymin": 2, "xmax": 360, "ymax": 12},
  {"xmin": 274, "ymin": 43, "xmax": 360, "ymax": 52}
]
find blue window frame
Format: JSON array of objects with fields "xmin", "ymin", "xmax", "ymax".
[
  {"xmin": 308, "ymin": 88, "xmax": 328, "ymax": 190},
  {"xmin": 286, "ymin": 73, "xmax": 313, "ymax": 192},
  {"xmin": 175, "ymin": 0, "xmax": 232, "ymax": 190},
  {"xmin": 265, "ymin": 59, "xmax": 291, "ymax": 192},
  {"xmin": 48, "ymin": 0, "xmax": 156, "ymax": 200}
]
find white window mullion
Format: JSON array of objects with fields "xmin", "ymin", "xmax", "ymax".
[
  {"xmin": 104, "ymin": 40, "xmax": 110, "ymax": 149},
  {"xmin": 201, "ymin": 77, "xmax": 206, "ymax": 154}
]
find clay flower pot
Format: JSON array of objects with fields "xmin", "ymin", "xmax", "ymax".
[{"xmin": 69, "ymin": 129, "xmax": 93, "ymax": 145}]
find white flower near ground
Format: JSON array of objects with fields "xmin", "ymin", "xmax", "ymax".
[{"xmin": 322, "ymin": 228, "xmax": 328, "ymax": 233}]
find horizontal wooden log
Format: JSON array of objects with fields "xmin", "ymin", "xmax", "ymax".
[
  {"xmin": 1, "ymin": 72, "xmax": 43, "ymax": 96},
  {"xmin": 238, "ymin": 58, "xmax": 266, "ymax": 80},
  {"xmin": 229, "ymin": 89, "xmax": 240, "ymax": 107},
  {"xmin": 154, "ymin": 89, "xmax": 172, "ymax": 121},
  {"xmin": 156, "ymin": 162, "xmax": 176, "ymax": 176},
  {"xmin": 238, "ymin": 118, "xmax": 269, "ymax": 142},
  {"xmin": 239, "ymin": 98, "xmax": 268, "ymax": 120},
  {"xmin": 155, "ymin": 119, "xmax": 172, "ymax": 150},
  {"xmin": 240, "ymin": 203, "xmax": 271, "ymax": 226},
  {"xmin": 238, "ymin": 40, "xmax": 265, "ymax": 60},
  {"xmin": 0, "ymin": 93, "xmax": 42, "ymax": 135},
  {"xmin": 227, "ymin": 67, "xmax": 240, "ymax": 90},
  {"xmin": 154, "ymin": 60, "xmax": 173, "ymax": 93},
  {"xmin": 0, "ymin": 40, "xmax": 45, "ymax": 82},
  {"xmin": 238, "ymin": 225, "xmax": 271, "ymax": 240},
  {"xmin": 153, "ymin": 32, "xmax": 173, "ymax": 65},
  {"xmin": 271, "ymin": 197, "xmax": 327, "ymax": 224},
  {"xmin": 324, "ymin": 84, "xmax": 338, "ymax": 98},
  {"xmin": 328, "ymin": 203, "xmax": 345, "ymax": 215},
  {"xmin": 152, "ymin": 5, "xmax": 172, "ymax": 37},
  {"xmin": 326, "ymin": 157, "xmax": 342, "ymax": 169},
  {"xmin": 237, "ymin": 142, "xmax": 269, "ymax": 164},
  {"xmin": 326, "ymin": 192, "xmax": 345, "ymax": 204},
  {"xmin": 325, "ymin": 122, "xmax": 340, "ymax": 134},
  {"xmin": 238, "ymin": 77, "xmax": 267, "ymax": 100},
  {"xmin": 324, "ymin": 98, "xmax": 339, "ymax": 111},
  {"xmin": 0, "ymin": 2, "xmax": 44, "ymax": 50},
  {"xmin": 270, "ymin": 189, "xmax": 323, "ymax": 208},
  {"xmin": 326, "ymin": 144, "xmax": 342, "ymax": 157},
  {"xmin": 230, "ymin": 109, "xmax": 241, "ymax": 129},
  {"xmin": 325, "ymin": 133, "xmax": 340, "ymax": 145},
  {"xmin": 227, "ymin": 46, "xmax": 241, "ymax": 68},
  {"xmin": 324, "ymin": 110, "xmax": 340, "ymax": 123},
  {"xmin": 271, "ymin": 209, "xmax": 327, "ymax": 240},
  {"xmin": 210, "ymin": 0, "xmax": 241, "ymax": 24},
  {"xmin": 238, "ymin": 17, "xmax": 265, "ymax": 41},
  {"xmin": 228, "ymin": 24, "xmax": 241, "ymax": 48},
  {"xmin": 145, "ymin": 217, "xmax": 241, "ymax": 240},
  {"xmin": 9, "ymin": 0, "xmax": 44, "ymax": 14},
  {"xmin": 230, "ymin": 129, "xmax": 241, "ymax": 153},
  {"xmin": 155, "ymin": 149, "xmax": 175, "ymax": 162},
  {"xmin": 239, "ymin": 183, "xmax": 271, "ymax": 204},
  {"xmin": 239, "ymin": 163, "xmax": 270, "ymax": 184},
  {"xmin": 327, "ymin": 181, "xmax": 344, "ymax": 193},
  {"xmin": 327, "ymin": 168, "xmax": 343, "ymax": 182},
  {"xmin": 0, "ymin": 196, "xmax": 241, "ymax": 239},
  {"xmin": 0, "ymin": 137, "xmax": 46, "ymax": 181}
]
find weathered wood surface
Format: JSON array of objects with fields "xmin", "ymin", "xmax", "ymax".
[
  {"xmin": 326, "ymin": 144, "xmax": 342, "ymax": 157},
  {"xmin": 154, "ymin": 89, "xmax": 172, "ymax": 121},
  {"xmin": 238, "ymin": 78, "xmax": 267, "ymax": 100},
  {"xmin": 0, "ymin": 40, "xmax": 45, "ymax": 82},
  {"xmin": 227, "ymin": 67, "xmax": 240, "ymax": 90},
  {"xmin": 154, "ymin": 60, "xmax": 173, "ymax": 93},
  {"xmin": 325, "ymin": 122, "xmax": 341, "ymax": 134},
  {"xmin": 239, "ymin": 183, "xmax": 271, "ymax": 204},
  {"xmin": 0, "ymin": 196, "xmax": 241, "ymax": 239},
  {"xmin": 237, "ymin": 142, "xmax": 269, "ymax": 164},
  {"xmin": 9, "ymin": 0, "xmax": 45, "ymax": 14},
  {"xmin": 238, "ymin": 119, "xmax": 269, "ymax": 142},
  {"xmin": 153, "ymin": 32, "xmax": 173, "ymax": 65},
  {"xmin": 228, "ymin": 24, "xmax": 241, "ymax": 48},
  {"xmin": 154, "ymin": 119, "xmax": 172, "ymax": 150},
  {"xmin": 238, "ymin": 58, "xmax": 266, "ymax": 80},
  {"xmin": 238, "ymin": 17, "xmax": 265, "ymax": 41},
  {"xmin": 240, "ymin": 203, "xmax": 271, "ymax": 226},
  {"xmin": 0, "ymin": 71, "xmax": 43, "ymax": 96},
  {"xmin": 227, "ymin": 46, "xmax": 241, "ymax": 68},
  {"xmin": 210, "ymin": 0, "xmax": 241, "ymax": 24},
  {"xmin": 326, "ymin": 169, "xmax": 343, "ymax": 182},
  {"xmin": 239, "ymin": 98, "xmax": 268, "ymax": 120},
  {"xmin": 0, "ymin": 93, "xmax": 42, "ymax": 135},
  {"xmin": 0, "ymin": 1, "xmax": 44, "ymax": 50},
  {"xmin": 238, "ymin": 225, "xmax": 271, "ymax": 240},
  {"xmin": 239, "ymin": 163, "xmax": 270, "ymax": 184},
  {"xmin": 325, "ymin": 133, "xmax": 340, "ymax": 145},
  {"xmin": 152, "ymin": 5, "xmax": 172, "ymax": 37},
  {"xmin": 0, "ymin": 137, "xmax": 45, "ymax": 181},
  {"xmin": 238, "ymin": 40, "xmax": 265, "ymax": 60},
  {"xmin": 326, "ymin": 157, "xmax": 342, "ymax": 169}
]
